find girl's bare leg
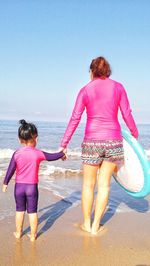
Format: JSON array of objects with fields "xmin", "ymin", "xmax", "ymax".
[
  {"xmin": 91, "ymin": 161, "xmax": 116, "ymax": 234},
  {"xmin": 28, "ymin": 213, "xmax": 38, "ymax": 241},
  {"xmin": 14, "ymin": 211, "xmax": 25, "ymax": 239}
]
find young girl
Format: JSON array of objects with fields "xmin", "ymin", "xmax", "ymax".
[{"xmin": 2, "ymin": 119, "xmax": 65, "ymax": 241}]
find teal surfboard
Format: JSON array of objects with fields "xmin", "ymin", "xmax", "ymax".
[{"xmin": 113, "ymin": 129, "xmax": 150, "ymax": 198}]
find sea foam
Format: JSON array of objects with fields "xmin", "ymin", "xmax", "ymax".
[
  {"xmin": 0, "ymin": 149, "xmax": 14, "ymax": 159},
  {"xmin": 39, "ymin": 165, "xmax": 82, "ymax": 177}
]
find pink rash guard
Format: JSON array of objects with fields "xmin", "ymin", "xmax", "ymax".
[
  {"xmin": 4, "ymin": 146, "xmax": 64, "ymax": 185},
  {"xmin": 61, "ymin": 78, "xmax": 138, "ymax": 148}
]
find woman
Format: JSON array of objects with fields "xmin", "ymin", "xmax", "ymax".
[{"xmin": 60, "ymin": 56, "xmax": 138, "ymax": 235}]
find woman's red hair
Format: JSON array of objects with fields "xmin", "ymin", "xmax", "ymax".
[{"xmin": 90, "ymin": 56, "xmax": 111, "ymax": 78}]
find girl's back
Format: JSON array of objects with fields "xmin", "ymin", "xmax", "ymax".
[{"xmin": 14, "ymin": 146, "xmax": 45, "ymax": 184}]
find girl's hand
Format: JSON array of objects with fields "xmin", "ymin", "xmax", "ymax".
[
  {"xmin": 2, "ymin": 184, "xmax": 8, "ymax": 192},
  {"xmin": 59, "ymin": 147, "xmax": 68, "ymax": 160},
  {"xmin": 62, "ymin": 154, "xmax": 67, "ymax": 161}
]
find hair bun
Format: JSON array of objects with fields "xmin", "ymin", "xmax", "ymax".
[{"xmin": 19, "ymin": 119, "xmax": 27, "ymax": 126}]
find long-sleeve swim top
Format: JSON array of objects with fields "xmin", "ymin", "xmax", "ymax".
[
  {"xmin": 60, "ymin": 77, "xmax": 138, "ymax": 148},
  {"xmin": 3, "ymin": 146, "xmax": 64, "ymax": 185}
]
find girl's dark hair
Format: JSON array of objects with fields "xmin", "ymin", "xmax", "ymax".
[
  {"xmin": 90, "ymin": 56, "xmax": 111, "ymax": 78},
  {"xmin": 18, "ymin": 119, "xmax": 38, "ymax": 141}
]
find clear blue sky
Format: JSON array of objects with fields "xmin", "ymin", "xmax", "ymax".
[{"xmin": 0, "ymin": 0, "xmax": 150, "ymax": 123}]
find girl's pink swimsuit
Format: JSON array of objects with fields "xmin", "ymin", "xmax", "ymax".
[
  {"xmin": 3, "ymin": 147, "xmax": 64, "ymax": 213},
  {"xmin": 4, "ymin": 147, "xmax": 64, "ymax": 185},
  {"xmin": 61, "ymin": 78, "xmax": 138, "ymax": 148}
]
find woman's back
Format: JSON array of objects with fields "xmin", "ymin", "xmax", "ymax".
[{"xmin": 83, "ymin": 77, "xmax": 123, "ymax": 140}]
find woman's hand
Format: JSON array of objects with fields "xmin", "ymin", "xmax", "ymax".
[{"xmin": 2, "ymin": 184, "xmax": 7, "ymax": 192}]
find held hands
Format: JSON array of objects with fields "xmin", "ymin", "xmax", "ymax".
[
  {"xmin": 62, "ymin": 154, "xmax": 67, "ymax": 161},
  {"xmin": 59, "ymin": 147, "xmax": 68, "ymax": 161},
  {"xmin": 2, "ymin": 184, "xmax": 7, "ymax": 192}
]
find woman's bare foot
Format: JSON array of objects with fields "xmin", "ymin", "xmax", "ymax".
[
  {"xmin": 74, "ymin": 222, "xmax": 91, "ymax": 233},
  {"xmin": 91, "ymin": 224, "xmax": 105, "ymax": 235},
  {"xmin": 80, "ymin": 224, "xmax": 91, "ymax": 233},
  {"xmin": 27, "ymin": 234, "xmax": 37, "ymax": 242},
  {"xmin": 13, "ymin": 232, "xmax": 22, "ymax": 239}
]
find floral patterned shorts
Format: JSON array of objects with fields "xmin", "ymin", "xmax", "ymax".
[{"xmin": 81, "ymin": 140, "xmax": 124, "ymax": 166}]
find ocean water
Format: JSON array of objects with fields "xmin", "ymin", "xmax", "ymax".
[{"xmin": 0, "ymin": 120, "xmax": 150, "ymax": 220}]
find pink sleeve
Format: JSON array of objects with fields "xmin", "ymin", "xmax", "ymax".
[
  {"xmin": 119, "ymin": 85, "xmax": 139, "ymax": 138},
  {"xmin": 60, "ymin": 87, "xmax": 86, "ymax": 148},
  {"xmin": 38, "ymin": 150, "xmax": 46, "ymax": 162}
]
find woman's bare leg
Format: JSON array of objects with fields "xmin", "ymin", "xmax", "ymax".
[
  {"xmin": 82, "ymin": 164, "xmax": 99, "ymax": 232},
  {"xmin": 14, "ymin": 211, "xmax": 25, "ymax": 239},
  {"xmin": 91, "ymin": 161, "xmax": 116, "ymax": 234}
]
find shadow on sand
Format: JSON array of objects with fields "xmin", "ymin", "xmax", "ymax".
[
  {"xmin": 23, "ymin": 191, "xmax": 80, "ymax": 238},
  {"xmin": 23, "ymin": 182, "xmax": 149, "ymax": 237},
  {"xmin": 101, "ymin": 182, "xmax": 149, "ymax": 224}
]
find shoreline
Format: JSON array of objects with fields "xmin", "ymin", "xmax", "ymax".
[{"xmin": 0, "ymin": 181, "xmax": 150, "ymax": 266}]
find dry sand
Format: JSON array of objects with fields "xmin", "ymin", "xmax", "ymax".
[{"xmin": 0, "ymin": 181, "xmax": 150, "ymax": 266}]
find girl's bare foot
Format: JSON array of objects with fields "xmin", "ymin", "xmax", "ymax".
[{"xmin": 13, "ymin": 232, "xmax": 22, "ymax": 239}]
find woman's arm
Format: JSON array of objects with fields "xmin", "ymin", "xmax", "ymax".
[
  {"xmin": 3, "ymin": 152, "xmax": 16, "ymax": 185},
  {"xmin": 60, "ymin": 87, "xmax": 86, "ymax": 148},
  {"xmin": 119, "ymin": 86, "xmax": 139, "ymax": 138}
]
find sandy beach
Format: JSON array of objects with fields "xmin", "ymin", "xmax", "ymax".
[{"xmin": 0, "ymin": 180, "xmax": 150, "ymax": 266}]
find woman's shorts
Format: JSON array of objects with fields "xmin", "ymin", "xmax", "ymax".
[
  {"xmin": 14, "ymin": 183, "xmax": 39, "ymax": 213},
  {"xmin": 81, "ymin": 139, "xmax": 124, "ymax": 166}
]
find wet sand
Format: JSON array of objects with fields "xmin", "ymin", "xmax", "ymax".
[{"xmin": 0, "ymin": 181, "xmax": 150, "ymax": 266}]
